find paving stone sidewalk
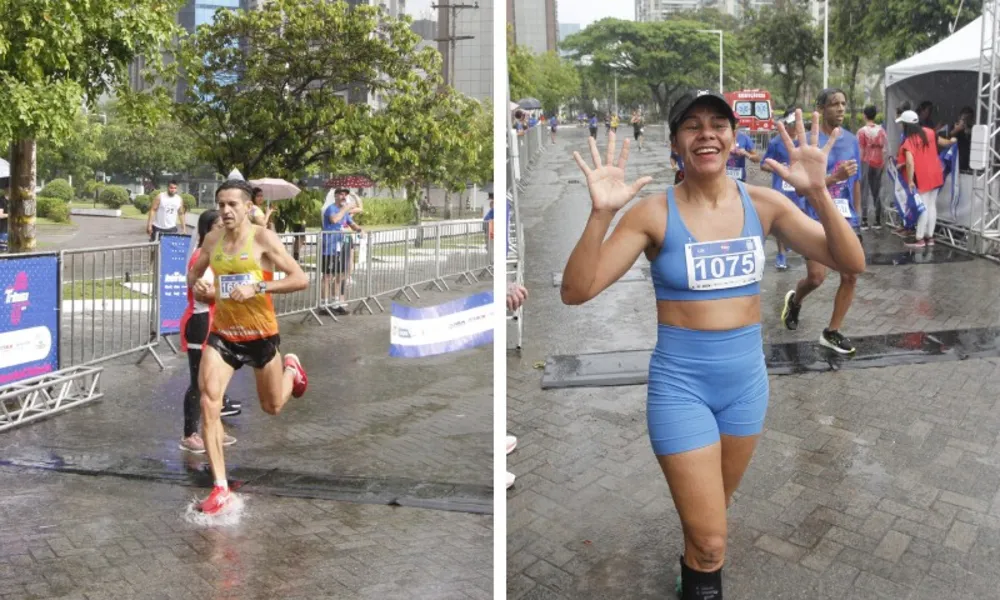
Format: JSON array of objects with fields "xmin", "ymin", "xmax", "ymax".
[
  {"xmin": 508, "ymin": 126, "xmax": 1000, "ymax": 599},
  {"xmin": 0, "ymin": 468, "xmax": 492, "ymax": 600}
]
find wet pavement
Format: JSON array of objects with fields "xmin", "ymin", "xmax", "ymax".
[
  {"xmin": 0, "ymin": 468, "xmax": 491, "ymax": 600},
  {"xmin": 508, "ymin": 125, "xmax": 1000, "ymax": 599},
  {"xmin": 2, "ymin": 211, "xmax": 494, "ymax": 598}
]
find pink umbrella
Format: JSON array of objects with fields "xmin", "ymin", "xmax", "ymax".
[{"xmin": 248, "ymin": 178, "xmax": 302, "ymax": 201}]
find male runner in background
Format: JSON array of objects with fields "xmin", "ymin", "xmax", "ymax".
[
  {"xmin": 188, "ymin": 179, "xmax": 309, "ymax": 514},
  {"xmin": 147, "ymin": 181, "xmax": 186, "ymax": 240},
  {"xmin": 762, "ymin": 108, "xmax": 802, "ymax": 270},
  {"xmin": 781, "ymin": 89, "xmax": 862, "ymax": 355}
]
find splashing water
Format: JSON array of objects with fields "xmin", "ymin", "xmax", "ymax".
[{"xmin": 182, "ymin": 492, "xmax": 247, "ymax": 527}]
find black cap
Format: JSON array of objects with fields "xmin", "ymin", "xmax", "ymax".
[{"xmin": 668, "ymin": 90, "xmax": 737, "ymax": 136}]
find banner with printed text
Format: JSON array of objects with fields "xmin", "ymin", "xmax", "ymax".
[
  {"xmin": 159, "ymin": 234, "xmax": 191, "ymax": 335},
  {"xmin": 390, "ymin": 291, "xmax": 494, "ymax": 358},
  {"xmin": 0, "ymin": 254, "xmax": 59, "ymax": 385}
]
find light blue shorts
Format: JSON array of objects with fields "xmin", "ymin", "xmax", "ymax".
[{"xmin": 647, "ymin": 324, "xmax": 769, "ymax": 456}]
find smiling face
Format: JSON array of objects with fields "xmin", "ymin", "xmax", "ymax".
[
  {"xmin": 216, "ymin": 189, "xmax": 250, "ymax": 231},
  {"xmin": 672, "ymin": 104, "xmax": 735, "ymax": 177}
]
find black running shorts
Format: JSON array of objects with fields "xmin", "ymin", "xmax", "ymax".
[{"xmin": 207, "ymin": 333, "xmax": 281, "ymax": 370}]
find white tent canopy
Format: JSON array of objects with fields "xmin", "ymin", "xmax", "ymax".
[
  {"xmin": 0, "ymin": 158, "xmax": 8, "ymax": 179},
  {"xmin": 883, "ymin": 14, "xmax": 997, "ymax": 232},
  {"xmin": 885, "ymin": 16, "xmax": 992, "ymax": 88}
]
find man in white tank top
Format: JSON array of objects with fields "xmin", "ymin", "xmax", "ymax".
[{"xmin": 146, "ymin": 180, "xmax": 187, "ymax": 241}]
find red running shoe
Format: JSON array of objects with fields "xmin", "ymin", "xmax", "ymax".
[
  {"xmin": 284, "ymin": 353, "xmax": 307, "ymax": 398},
  {"xmin": 198, "ymin": 485, "xmax": 232, "ymax": 515}
]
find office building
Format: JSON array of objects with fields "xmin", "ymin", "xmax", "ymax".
[
  {"xmin": 508, "ymin": 0, "xmax": 558, "ymax": 55},
  {"xmin": 638, "ymin": 0, "xmax": 823, "ymax": 23},
  {"xmin": 435, "ymin": 0, "xmax": 493, "ymax": 100}
]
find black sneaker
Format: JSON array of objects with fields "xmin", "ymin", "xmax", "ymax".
[
  {"xmin": 221, "ymin": 399, "xmax": 241, "ymax": 418},
  {"xmin": 781, "ymin": 290, "xmax": 801, "ymax": 331},
  {"xmin": 820, "ymin": 329, "xmax": 856, "ymax": 355},
  {"xmin": 224, "ymin": 396, "xmax": 241, "ymax": 410}
]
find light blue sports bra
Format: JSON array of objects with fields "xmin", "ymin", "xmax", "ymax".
[{"xmin": 650, "ymin": 181, "xmax": 766, "ymax": 302}]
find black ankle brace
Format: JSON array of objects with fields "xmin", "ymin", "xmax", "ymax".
[{"xmin": 680, "ymin": 556, "xmax": 723, "ymax": 600}]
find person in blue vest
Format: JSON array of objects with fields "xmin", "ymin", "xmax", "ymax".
[
  {"xmin": 780, "ymin": 88, "xmax": 862, "ymax": 355},
  {"xmin": 726, "ymin": 129, "xmax": 760, "ymax": 182},
  {"xmin": 761, "ymin": 109, "xmax": 804, "ymax": 270},
  {"xmin": 588, "ymin": 114, "xmax": 599, "ymax": 138}
]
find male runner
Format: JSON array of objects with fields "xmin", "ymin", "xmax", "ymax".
[
  {"xmin": 188, "ymin": 179, "xmax": 309, "ymax": 514},
  {"xmin": 762, "ymin": 108, "xmax": 802, "ymax": 270},
  {"xmin": 147, "ymin": 181, "xmax": 186, "ymax": 240},
  {"xmin": 631, "ymin": 109, "xmax": 645, "ymax": 152},
  {"xmin": 726, "ymin": 128, "xmax": 760, "ymax": 183},
  {"xmin": 781, "ymin": 89, "xmax": 862, "ymax": 354}
]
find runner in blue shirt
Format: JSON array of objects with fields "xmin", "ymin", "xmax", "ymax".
[
  {"xmin": 726, "ymin": 130, "xmax": 760, "ymax": 182},
  {"xmin": 670, "ymin": 150, "xmax": 685, "ymax": 185},
  {"xmin": 780, "ymin": 89, "xmax": 861, "ymax": 355},
  {"xmin": 761, "ymin": 109, "xmax": 803, "ymax": 271}
]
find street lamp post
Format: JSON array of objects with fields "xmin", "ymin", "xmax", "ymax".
[
  {"xmin": 823, "ymin": 0, "xmax": 829, "ymax": 88},
  {"xmin": 697, "ymin": 29, "xmax": 724, "ymax": 94}
]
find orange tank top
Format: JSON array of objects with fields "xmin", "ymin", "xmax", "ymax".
[{"xmin": 209, "ymin": 225, "xmax": 279, "ymax": 342}]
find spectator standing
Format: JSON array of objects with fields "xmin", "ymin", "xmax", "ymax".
[{"xmin": 858, "ymin": 105, "xmax": 888, "ymax": 230}]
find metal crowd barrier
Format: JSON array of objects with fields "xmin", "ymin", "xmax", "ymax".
[{"xmin": 60, "ymin": 242, "xmax": 163, "ymax": 369}]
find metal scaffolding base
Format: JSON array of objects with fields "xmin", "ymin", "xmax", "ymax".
[{"xmin": 0, "ymin": 366, "xmax": 104, "ymax": 432}]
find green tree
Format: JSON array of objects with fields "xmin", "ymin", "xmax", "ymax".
[
  {"xmin": 561, "ymin": 18, "xmax": 749, "ymax": 116},
  {"xmin": 744, "ymin": 0, "xmax": 821, "ymax": 107},
  {"xmin": 172, "ymin": 0, "xmax": 438, "ymax": 180},
  {"xmin": 867, "ymin": 0, "xmax": 982, "ymax": 63},
  {"xmin": 529, "ymin": 52, "xmax": 581, "ymax": 114},
  {"xmin": 507, "ymin": 24, "xmax": 537, "ymax": 102},
  {"xmin": 102, "ymin": 113, "xmax": 199, "ymax": 186},
  {"xmin": 0, "ymin": 0, "xmax": 182, "ymax": 252},
  {"xmin": 830, "ymin": 0, "xmax": 875, "ymax": 130},
  {"xmin": 367, "ymin": 81, "xmax": 488, "ymax": 225},
  {"xmin": 36, "ymin": 111, "xmax": 107, "ymax": 189}
]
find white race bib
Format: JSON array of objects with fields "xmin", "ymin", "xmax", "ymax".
[
  {"xmin": 727, "ymin": 168, "xmax": 743, "ymax": 180},
  {"xmin": 218, "ymin": 273, "xmax": 257, "ymax": 299},
  {"xmin": 685, "ymin": 237, "xmax": 764, "ymax": 291},
  {"xmin": 781, "ymin": 179, "xmax": 796, "ymax": 193},
  {"xmin": 834, "ymin": 197, "xmax": 853, "ymax": 219}
]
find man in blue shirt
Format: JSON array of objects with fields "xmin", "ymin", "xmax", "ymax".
[
  {"xmin": 780, "ymin": 89, "xmax": 862, "ymax": 355},
  {"xmin": 321, "ymin": 188, "xmax": 362, "ymax": 315},
  {"xmin": 761, "ymin": 109, "xmax": 803, "ymax": 271},
  {"xmin": 726, "ymin": 129, "xmax": 760, "ymax": 182},
  {"xmin": 670, "ymin": 150, "xmax": 685, "ymax": 184}
]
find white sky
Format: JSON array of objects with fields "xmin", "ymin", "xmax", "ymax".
[
  {"xmin": 555, "ymin": 1, "xmax": 634, "ymax": 27},
  {"xmin": 404, "ymin": 0, "xmax": 634, "ymax": 27}
]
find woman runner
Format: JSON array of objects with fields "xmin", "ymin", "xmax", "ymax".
[{"xmin": 560, "ymin": 90, "xmax": 865, "ymax": 599}]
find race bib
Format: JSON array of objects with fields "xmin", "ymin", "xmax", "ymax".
[
  {"xmin": 685, "ymin": 237, "xmax": 764, "ymax": 291},
  {"xmin": 834, "ymin": 197, "xmax": 853, "ymax": 219},
  {"xmin": 781, "ymin": 179, "xmax": 796, "ymax": 193},
  {"xmin": 727, "ymin": 168, "xmax": 743, "ymax": 180},
  {"xmin": 218, "ymin": 273, "xmax": 257, "ymax": 299}
]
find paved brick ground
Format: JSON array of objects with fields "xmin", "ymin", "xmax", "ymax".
[
  {"xmin": 508, "ymin": 126, "xmax": 1000, "ymax": 599},
  {"xmin": 0, "ymin": 468, "xmax": 491, "ymax": 600}
]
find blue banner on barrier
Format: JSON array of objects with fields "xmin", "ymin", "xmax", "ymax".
[
  {"xmin": 390, "ymin": 291, "xmax": 494, "ymax": 358},
  {"xmin": 159, "ymin": 234, "xmax": 191, "ymax": 335},
  {"xmin": 0, "ymin": 254, "xmax": 60, "ymax": 385}
]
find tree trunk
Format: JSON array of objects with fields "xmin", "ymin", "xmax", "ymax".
[
  {"xmin": 443, "ymin": 190, "xmax": 452, "ymax": 220},
  {"xmin": 9, "ymin": 140, "xmax": 38, "ymax": 253},
  {"xmin": 847, "ymin": 55, "xmax": 861, "ymax": 130}
]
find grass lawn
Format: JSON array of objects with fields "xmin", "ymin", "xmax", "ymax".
[{"xmin": 62, "ymin": 274, "xmax": 153, "ymax": 301}]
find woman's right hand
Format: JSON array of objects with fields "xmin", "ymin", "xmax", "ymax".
[{"xmin": 573, "ymin": 130, "xmax": 653, "ymax": 213}]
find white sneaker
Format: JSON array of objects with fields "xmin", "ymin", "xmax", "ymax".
[
  {"xmin": 506, "ymin": 472, "xmax": 516, "ymax": 489},
  {"xmin": 506, "ymin": 435, "xmax": 517, "ymax": 455}
]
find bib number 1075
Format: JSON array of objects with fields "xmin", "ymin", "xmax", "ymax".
[
  {"xmin": 685, "ymin": 238, "xmax": 763, "ymax": 291},
  {"xmin": 693, "ymin": 254, "xmax": 755, "ymax": 281}
]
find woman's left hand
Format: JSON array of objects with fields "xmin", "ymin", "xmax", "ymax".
[{"xmin": 764, "ymin": 109, "xmax": 839, "ymax": 198}]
